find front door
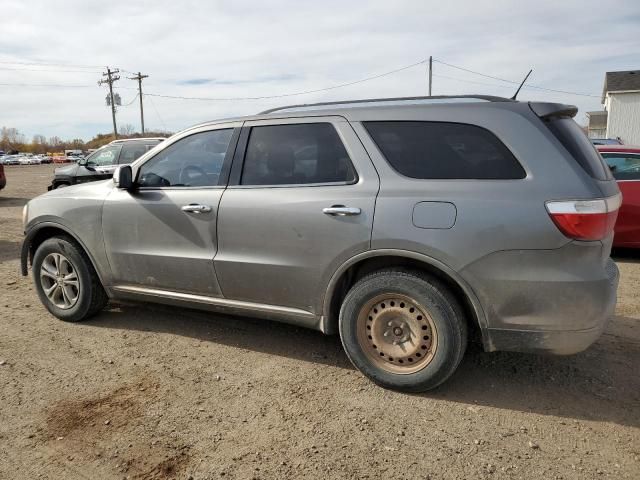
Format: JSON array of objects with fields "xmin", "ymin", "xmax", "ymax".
[
  {"xmin": 102, "ymin": 125, "xmax": 239, "ymax": 295},
  {"xmin": 215, "ymin": 117, "xmax": 379, "ymax": 314}
]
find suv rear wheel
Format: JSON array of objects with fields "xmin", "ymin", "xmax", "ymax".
[
  {"xmin": 339, "ymin": 270, "xmax": 467, "ymax": 392},
  {"xmin": 32, "ymin": 236, "xmax": 108, "ymax": 322}
]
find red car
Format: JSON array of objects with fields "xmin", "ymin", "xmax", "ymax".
[{"xmin": 597, "ymin": 145, "xmax": 640, "ymax": 248}]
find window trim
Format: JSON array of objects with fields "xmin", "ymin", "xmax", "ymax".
[
  {"xmin": 228, "ymin": 121, "xmax": 359, "ymax": 189},
  {"xmin": 362, "ymin": 120, "xmax": 527, "ymax": 182},
  {"xmin": 134, "ymin": 126, "xmax": 241, "ymax": 190}
]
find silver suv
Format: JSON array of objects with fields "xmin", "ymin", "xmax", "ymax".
[{"xmin": 20, "ymin": 96, "xmax": 621, "ymax": 391}]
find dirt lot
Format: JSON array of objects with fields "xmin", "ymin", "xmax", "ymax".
[{"xmin": 1, "ymin": 164, "xmax": 639, "ymax": 480}]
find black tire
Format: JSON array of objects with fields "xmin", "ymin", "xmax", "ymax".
[
  {"xmin": 55, "ymin": 182, "xmax": 70, "ymax": 189},
  {"xmin": 339, "ymin": 269, "xmax": 468, "ymax": 392},
  {"xmin": 32, "ymin": 235, "xmax": 108, "ymax": 322}
]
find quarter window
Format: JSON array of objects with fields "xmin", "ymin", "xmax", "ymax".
[
  {"xmin": 119, "ymin": 143, "xmax": 152, "ymax": 164},
  {"xmin": 138, "ymin": 129, "xmax": 233, "ymax": 187},
  {"xmin": 364, "ymin": 121, "xmax": 525, "ymax": 180},
  {"xmin": 601, "ymin": 153, "xmax": 640, "ymax": 180},
  {"xmin": 240, "ymin": 123, "xmax": 356, "ymax": 186}
]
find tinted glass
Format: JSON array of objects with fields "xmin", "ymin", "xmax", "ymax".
[
  {"xmin": 601, "ymin": 153, "xmax": 640, "ymax": 180},
  {"xmin": 364, "ymin": 121, "xmax": 525, "ymax": 180},
  {"xmin": 119, "ymin": 143, "xmax": 150, "ymax": 164},
  {"xmin": 138, "ymin": 129, "xmax": 233, "ymax": 187},
  {"xmin": 545, "ymin": 117, "xmax": 612, "ymax": 180},
  {"xmin": 87, "ymin": 145, "xmax": 121, "ymax": 167},
  {"xmin": 240, "ymin": 123, "xmax": 356, "ymax": 185}
]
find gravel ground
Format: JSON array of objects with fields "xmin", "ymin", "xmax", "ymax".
[{"xmin": 1, "ymin": 165, "xmax": 639, "ymax": 480}]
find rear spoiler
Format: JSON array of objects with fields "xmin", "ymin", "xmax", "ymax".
[{"xmin": 529, "ymin": 102, "xmax": 578, "ymax": 119}]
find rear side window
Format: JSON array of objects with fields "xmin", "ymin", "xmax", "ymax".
[
  {"xmin": 544, "ymin": 117, "xmax": 612, "ymax": 180},
  {"xmin": 363, "ymin": 121, "xmax": 525, "ymax": 180},
  {"xmin": 240, "ymin": 123, "xmax": 356, "ymax": 186},
  {"xmin": 601, "ymin": 153, "xmax": 640, "ymax": 180},
  {"xmin": 119, "ymin": 143, "xmax": 150, "ymax": 164}
]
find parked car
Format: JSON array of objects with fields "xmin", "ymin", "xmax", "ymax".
[
  {"xmin": 48, "ymin": 138, "xmax": 165, "ymax": 190},
  {"xmin": 597, "ymin": 145, "xmax": 640, "ymax": 248},
  {"xmin": 21, "ymin": 95, "xmax": 620, "ymax": 392},
  {"xmin": 0, "ymin": 163, "xmax": 5, "ymax": 190},
  {"xmin": 40, "ymin": 155, "xmax": 53, "ymax": 164},
  {"xmin": 591, "ymin": 138, "xmax": 623, "ymax": 145},
  {"xmin": 3, "ymin": 155, "xmax": 20, "ymax": 165},
  {"xmin": 19, "ymin": 156, "xmax": 40, "ymax": 165}
]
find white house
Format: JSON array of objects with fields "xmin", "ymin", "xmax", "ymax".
[{"xmin": 601, "ymin": 70, "xmax": 640, "ymax": 144}]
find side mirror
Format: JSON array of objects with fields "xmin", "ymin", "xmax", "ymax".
[{"xmin": 113, "ymin": 165, "xmax": 134, "ymax": 190}]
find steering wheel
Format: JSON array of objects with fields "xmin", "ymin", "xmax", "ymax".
[{"xmin": 179, "ymin": 165, "xmax": 208, "ymax": 186}]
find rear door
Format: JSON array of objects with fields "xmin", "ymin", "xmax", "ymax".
[{"xmin": 214, "ymin": 117, "xmax": 379, "ymax": 315}]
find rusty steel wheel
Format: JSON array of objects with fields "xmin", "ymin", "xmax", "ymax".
[
  {"xmin": 357, "ymin": 294, "xmax": 437, "ymax": 374},
  {"xmin": 339, "ymin": 270, "xmax": 467, "ymax": 392}
]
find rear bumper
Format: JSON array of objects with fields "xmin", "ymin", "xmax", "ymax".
[
  {"xmin": 485, "ymin": 322, "xmax": 610, "ymax": 355},
  {"xmin": 461, "ymin": 244, "xmax": 619, "ymax": 354}
]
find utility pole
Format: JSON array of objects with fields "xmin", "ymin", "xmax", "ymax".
[
  {"xmin": 428, "ymin": 56, "xmax": 433, "ymax": 96},
  {"xmin": 98, "ymin": 67, "xmax": 120, "ymax": 139},
  {"xmin": 129, "ymin": 72, "xmax": 149, "ymax": 134}
]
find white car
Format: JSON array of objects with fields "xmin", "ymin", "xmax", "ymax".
[{"xmin": 18, "ymin": 156, "xmax": 40, "ymax": 165}]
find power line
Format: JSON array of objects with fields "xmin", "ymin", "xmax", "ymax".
[
  {"xmin": 120, "ymin": 92, "xmax": 139, "ymax": 107},
  {"xmin": 0, "ymin": 66, "xmax": 103, "ymax": 74},
  {"xmin": 433, "ymin": 73, "xmax": 526, "ymax": 89},
  {"xmin": 433, "ymin": 59, "xmax": 600, "ymax": 98},
  {"xmin": 0, "ymin": 82, "xmax": 96, "ymax": 88},
  {"xmin": 143, "ymin": 59, "xmax": 428, "ymax": 101},
  {"xmin": 0, "ymin": 59, "xmax": 105, "ymax": 69},
  {"xmin": 147, "ymin": 95, "xmax": 167, "ymax": 131},
  {"xmin": 0, "ymin": 81, "xmax": 136, "ymax": 90}
]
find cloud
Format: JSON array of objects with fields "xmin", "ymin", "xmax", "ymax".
[{"xmin": 0, "ymin": 0, "xmax": 639, "ymax": 139}]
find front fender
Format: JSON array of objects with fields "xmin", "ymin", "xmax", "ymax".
[{"xmin": 20, "ymin": 220, "xmax": 109, "ymax": 287}]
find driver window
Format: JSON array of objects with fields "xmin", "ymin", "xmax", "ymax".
[
  {"xmin": 138, "ymin": 129, "xmax": 233, "ymax": 187},
  {"xmin": 88, "ymin": 145, "xmax": 121, "ymax": 167}
]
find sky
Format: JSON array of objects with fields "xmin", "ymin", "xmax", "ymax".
[{"xmin": 1, "ymin": 0, "xmax": 639, "ymax": 141}]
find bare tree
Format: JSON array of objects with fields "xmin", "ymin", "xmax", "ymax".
[
  {"xmin": 119, "ymin": 123, "xmax": 135, "ymax": 136},
  {"xmin": 32, "ymin": 134, "xmax": 47, "ymax": 154},
  {"xmin": 1, "ymin": 127, "xmax": 25, "ymax": 150},
  {"xmin": 48, "ymin": 136, "xmax": 63, "ymax": 149}
]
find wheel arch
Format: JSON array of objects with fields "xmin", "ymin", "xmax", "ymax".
[
  {"xmin": 21, "ymin": 222, "xmax": 106, "ymax": 286},
  {"xmin": 321, "ymin": 249, "xmax": 489, "ymax": 347},
  {"xmin": 52, "ymin": 177, "xmax": 72, "ymax": 188}
]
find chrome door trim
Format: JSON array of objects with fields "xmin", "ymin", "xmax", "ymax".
[{"xmin": 112, "ymin": 285, "xmax": 316, "ymax": 319}]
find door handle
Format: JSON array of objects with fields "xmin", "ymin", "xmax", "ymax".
[
  {"xmin": 181, "ymin": 204, "xmax": 212, "ymax": 213},
  {"xmin": 322, "ymin": 206, "xmax": 361, "ymax": 216}
]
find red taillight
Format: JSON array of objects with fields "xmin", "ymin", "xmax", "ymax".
[{"xmin": 546, "ymin": 195, "xmax": 621, "ymax": 241}]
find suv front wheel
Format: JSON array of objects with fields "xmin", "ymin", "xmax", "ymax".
[
  {"xmin": 339, "ymin": 270, "xmax": 468, "ymax": 392},
  {"xmin": 32, "ymin": 236, "xmax": 108, "ymax": 322}
]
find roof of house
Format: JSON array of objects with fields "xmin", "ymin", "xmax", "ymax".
[{"xmin": 602, "ymin": 70, "xmax": 640, "ymax": 101}]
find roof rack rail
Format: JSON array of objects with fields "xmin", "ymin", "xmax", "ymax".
[{"xmin": 260, "ymin": 95, "xmax": 513, "ymax": 114}]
